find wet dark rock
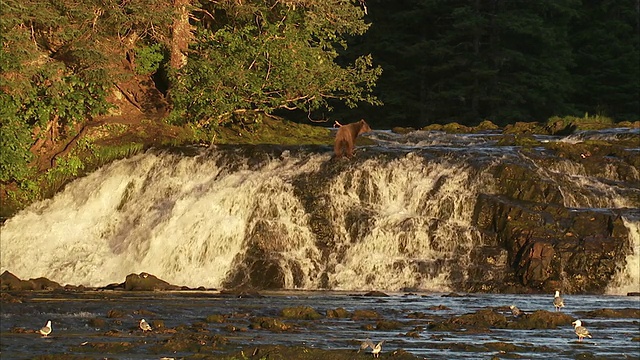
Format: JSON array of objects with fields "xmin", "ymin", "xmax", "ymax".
[
  {"xmin": 376, "ymin": 319, "xmax": 403, "ymax": 330},
  {"xmin": 219, "ymin": 288, "xmax": 263, "ymax": 298},
  {"xmin": 250, "ymin": 317, "xmax": 290, "ymax": 331},
  {"xmin": 405, "ymin": 330, "xmax": 421, "ymax": 338},
  {"xmin": 30, "ymin": 277, "xmax": 63, "ymax": 291},
  {"xmin": 88, "ymin": 318, "xmax": 106, "ymax": 328},
  {"xmin": 352, "ymin": 309, "xmax": 381, "ymax": 320},
  {"xmin": 99, "ymin": 282, "xmax": 124, "ymax": 290},
  {"xmin": 0, "ymin": 291, "xmax": 22, "ymax": 303},
  {"xmin": 106, "ymin": 309, "xmax": 127, "ymax": 318},
  {"xmin": 471, "ymin": 189, "xmax": 632, "ymax": 293},
  {"xmin": 407, "ymin": 312, "xmax": 429, "ymax": 319},
  {"xmin": 429, "ymin": 309, "xmax": 507, "ymax": 331},
  {"xmin": 151, "ymin": 319, "xmax": 165, "ymax": 329},
  {"xmin": 227, "ymin": 345, "xmax": 423, "ymax": 360},
  {"xmin": 628, "ymin": 292, "xmax": 640, "ymax": 296},
  {"xmin": 123, "ymin": 272, "xmax": 180, "ymax": 291},
  {"xmin": 442, "ymin": 292, "xmax": 464, "ymax": 297},
  {"xmin": 576, "ymin": 308, "xmax": 640, "ymax": 319},
  {"xmin": 326, "ymin": 307, "xmax": 351, "ymax": 318},
  {"xmin": 507, "ymin": 310, "xmax": 573, "ymax": 329},
  {"xmin": 364, "ymin": 290, "xmax": 390, "ymax": 297},
  {"xmin": 392, "ymin": 126, "xmax": 416, "ymax": 134},
  {"xmin": 205, "ymin": 314, "xmax": 227, "ymax": 323},
  {"xmin": 360, "ymin": 323, "xmax": 375, "ymax": 330},
  {"xmin": 153, "ymin": 333, "xmax": 227, "ymax": 353},
  {"xmin": 10, "ymin": 327, "xmax": 32, "ymax": 334},
  {"xmin": 281, "ymin": 306, "xmax": 322, "ymax": 320},
  {"xmin": 63, "ymin": 284, "xmax": 87, "ymax": 292},
  {"xmin": 69, "ymin": 341, "xmax": 134, "ymax": 353},
  {"xmin": 0, "ymin": 271, "xmax": 62, "ymax": 291}
]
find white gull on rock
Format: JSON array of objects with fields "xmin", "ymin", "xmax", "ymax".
[
  {"xmin": 139, "ymin": 318, "xmax": 152, "ymax": 332},
  {"xmin": 509, "ymin": 305, "xmax": 523, "ymax": 317},
  {"xmin": 38, "ymin": 320, "xmax": 52, "ymax": 337},
  {"xmin": 359, "ymin": 339, "xmax": 384, "ymax": 358}
]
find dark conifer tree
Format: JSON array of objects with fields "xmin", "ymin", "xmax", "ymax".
[{"xmin": 569, "ymin": 0, "xmax": 640, "ymax": 121}]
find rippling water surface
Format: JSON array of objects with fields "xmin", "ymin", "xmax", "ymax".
[{"xmin": 1, "ymin": 291, "xmax": 638, "ymax": 359}]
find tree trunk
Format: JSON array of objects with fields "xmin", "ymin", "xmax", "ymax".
[{"xmin": 170, "ymin": 0, "xmax": 193, "ymax": 71}]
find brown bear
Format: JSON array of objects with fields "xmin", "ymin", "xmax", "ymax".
[{"xmin": 334, "ymin": 119, "xmax": 372, "ymax": 158}]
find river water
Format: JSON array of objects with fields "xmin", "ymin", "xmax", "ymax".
[{"xmin": 1, "ymin": 290, "xmax": 639, "ymax": 359}]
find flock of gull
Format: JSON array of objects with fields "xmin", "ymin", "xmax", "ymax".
[
  {"xmin": 510, "ymin": 290, "xmax": 592, "ymax": 342},
  {"xmin": 358, "ymin": 290, "xmax": 592, "ymax": 357},
  {"xmin": 33, "ymin": 290, "xmax": 593, "ymax": 357}
]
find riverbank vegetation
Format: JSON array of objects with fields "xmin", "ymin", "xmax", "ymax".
[{"xmin": 1, "ymin": 1, "xmax": 638, "ymax": 219}]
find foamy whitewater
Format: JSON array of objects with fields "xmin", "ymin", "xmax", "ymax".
[{"xmin": 1, "ymin": 130, "xmax": 638, "ymax": 294}]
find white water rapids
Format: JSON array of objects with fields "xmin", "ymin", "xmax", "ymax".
[
  {"xmin": 0, "ymin": 148, "xmax": 488, "ymax": 290},
  {"xmin": 1, "ymin": 131, "xmax": 638, "ymax": 294}
]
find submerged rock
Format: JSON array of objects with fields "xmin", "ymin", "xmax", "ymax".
[
  {"xmin": 124, "ymin": 272, "xmax": 180, "ymax": 291},
  {"xmin": 0, "ymin": 271, "xmax": 62, "ymax": 291}
]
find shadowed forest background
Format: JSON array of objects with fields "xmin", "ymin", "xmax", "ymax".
[{"xmin": 1, "ymin": 0, "xmax": 639, "ymax": 214}]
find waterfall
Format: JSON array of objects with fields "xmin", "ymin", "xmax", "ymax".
[
  {"xmin": 607, "ymin": 217, "xmax": 640, "ymax": 295},
  {"xmin": 0, "ymin": 147, "xmax": 490, "ymax": 291},
  {"xmin": 324, "ymin": 153, "xmax": 489, "ymax": 291},
  {"xmin": 1, "ymin": 131, "xmax": 637, "ymax": 293}
]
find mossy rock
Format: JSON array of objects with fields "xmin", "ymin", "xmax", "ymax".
[
  {"xmin": 250, "ymin": 317, "xmax": 290, "ymax": 331},
  {"xmin": 106, "ymin": 309, "xmax": 127, "ymax": 318},
  {"xmin": 576, "ymin": 308, "xmax": 640, "ymax": 319},
  {"xmin": 422, "ymin": 124, "xmax": 444, "ymax": 131},
  {"xmin": 503, "ymin": 121, "xmax": 549, "ymax": 135},
  {"xmin": 205, "ymin": 314, "xmax": 227, "ymax": 323},
  {"xmin": 326, "ymin": 307, "xmax": 351, "ymax": 318},
  {"xmin": 281, "ymin": 306, "xmax": 322, "ymax": 320},
  {"xmin": 496, "ymin": 134, "xmax": 541, "ymax": 147},
  {"xmin": 376, "ymin": 319, "xmax": 403, "ymax": 330},
  {"xmin": 507, "ymin": 310, "xmax": 573, "ymax": 329},
  {"xmin": 352, "ymin": 309, "xmax": 381, "ymax": 320},
  {"xmin": 473, "ymin": 120, "xmax": 500, "ymax": 131},
  {"xmin": 443, "ymin": 122, "xmax": 472, "ymax": 133},
  {"xmin": 391, "ymin": 126, "xmax": 416, "ymax": 134}
]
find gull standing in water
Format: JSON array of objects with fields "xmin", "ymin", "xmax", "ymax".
[
  {"xmin": 359, "ymin": 339, "xmax": 384, "ymax": 358},
  {"xmin": 38, "ymin": 320, "xmax": 52, "ymax": 337},
  {"xmin": 572, "ymin": 320, "xmax": 592, "ymax": 341},
  {"xmin": 553, "ymin": 290, "xmax": 565, "ymax": 311},
  {"xmin": 139, "ymin": 319, "xmax": 152, "ymax": 332}
]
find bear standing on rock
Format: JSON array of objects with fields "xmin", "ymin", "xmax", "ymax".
[{"xmin": 333, "ymin": 119, "xmax": 372, "ymax": 158}]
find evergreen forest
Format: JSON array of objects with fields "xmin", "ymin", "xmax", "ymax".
[{"xmin": 1, "ymin": 0, "xmax": 639, "ymax": 193}]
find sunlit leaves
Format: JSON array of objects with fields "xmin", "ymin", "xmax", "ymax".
[{"xmin": 171, "ymin": 0, "xmax": 380, "ymax": 125}]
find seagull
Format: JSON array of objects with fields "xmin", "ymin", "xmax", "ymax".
[
  {"xmin": 139, "ymin": 318, "xmax": 152, "ymax": 332},
  {"xmin": 38, "ymin": 320, "xmax": 52, "ymax": 337},
  {"xmin": 509, "ymin": 305, "xmax": 523, "ymax": 317},
  {"xmin": 553, "ymin": 290, "xmax": 565, "ymax": 311},
  {"xmin": 572, "ymin": 319, "xmax": 592, "ymax": 341},
  {"xmin": 359, "ymin": 339, "xmax": 384, "ymax": 358}
]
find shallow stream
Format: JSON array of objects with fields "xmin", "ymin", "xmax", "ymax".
[{"xmin": 1, "ymin": 291, "xmax": 638, "ymax": 359}]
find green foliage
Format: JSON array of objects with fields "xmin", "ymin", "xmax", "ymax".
[
  {"xmin": 169, "ymin": 1, "xmax": 381, "ymax": 125},
  {"xmin": 0, "ymin": 0, "xmax": 113, "ymax": 187},
  {"xmin": 135, "ymin": 43, "xmax": 167, "ymax": 75},
  {"xmin": 0, "ymin": 97, "xmax": 35, "ymax": 183}
]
